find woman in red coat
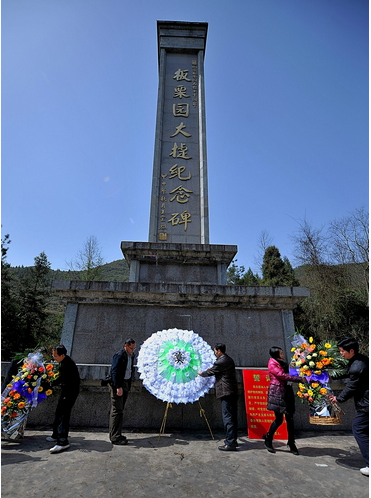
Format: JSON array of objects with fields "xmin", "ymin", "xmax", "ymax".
[{"xmin": 264, "ymin": 346, "xmax": 301, "ymax": 455}]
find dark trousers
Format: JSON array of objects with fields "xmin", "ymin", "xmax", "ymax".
[
  {"xmin": 221, "ymin": 394, "xmax": 238, "ymax": 446},
  {"xmin": 109, "ymin": 383, "xmax": 130, "ymax": 442},
  {"xmin": 267, "ymin": 411, "xmax": 295, "ymax": 444},
  {"xmin": 352, "ymin": 410, "xmax": 369, "ymax": 466},
  {"xmin": 52, "ymin": 390, "xmax": 79, "ymax": 445}
]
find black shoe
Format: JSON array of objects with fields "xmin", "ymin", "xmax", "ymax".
[
  {"xmin": 287, "ymin": 443, "xmax": 299, "ymax": 455},
  {"xmin": 225, "ymin": 440, "xmax": 239, "ymax": 447},
  {"xmin": 263, "ymin": 434, "xmax": 275, "ymax": 453},
  {"xmin": 112, "ymin": 439, "xmax": 128, "ymax": 445},
  {"xmin": 218, "ymin": 444, "xmax": 237, "ymax": 452}
]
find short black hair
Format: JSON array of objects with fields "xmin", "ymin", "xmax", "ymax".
[
  {"xmin": 214, "ymin": 343, "xmax": 226, "ymax": 354},
  {"xmin": 54, "ymin": 344, "xmax": 67, "ymax": 356},
  {"xmin": 338, "ymin": 337, "xmax": 359, "ymax": 354},
  {"xmin": 125, "ymin": 338, "xmax": 135, "ymax": 346},
  {"xmin": 269, "ymin": 346, "xmax": 283, "ymax": 359}
]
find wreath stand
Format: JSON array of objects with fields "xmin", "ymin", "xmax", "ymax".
[{"xmin": 158, "ymin": 400, "xmax": 215, "ymax": 441}]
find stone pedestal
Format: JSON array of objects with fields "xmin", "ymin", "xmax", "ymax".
[{"xmin": 121, "ymin": 241, "xmax": 237, "ymax": 285}]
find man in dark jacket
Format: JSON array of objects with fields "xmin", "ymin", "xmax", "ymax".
[
  {"xmin": 109, "ymin": 339, "xmax": 136, "ymax": 445},
  {"xmin": 329, "ymin": 337, "xmax": 369, "ymax": 476},
  {"xmin": 47, "ymin": 345, "xmax": 80, "ymax": 454},
  {"xmin": 199, "ymin": 343, "xmax": 238, "ymax": 451}
]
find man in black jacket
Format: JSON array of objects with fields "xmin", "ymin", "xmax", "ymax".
[
  {"xmin": 47, "ymin": 345, "xmax": 80, "ymax": 454},
  {"xmin": 109, "ymin": 339, "xmax": 136, "ymax": 445},
  {"xmin": 329, "ymin": 337, "xmax": 369, "ymax": 476},
  {"xmin": 199, "ymin": 343, "xmax": 238, "ymax": 451}
]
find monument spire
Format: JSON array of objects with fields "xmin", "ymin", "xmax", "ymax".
[{"xmin": 149, "ymin": 21, "xmax": 209, "ymax": 244}]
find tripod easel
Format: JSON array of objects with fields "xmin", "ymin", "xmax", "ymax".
[{"xmin": 158, "ymin": 400, "xmax": 215, "ymax": 442}]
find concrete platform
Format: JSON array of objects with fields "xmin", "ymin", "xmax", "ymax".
[{"xmin": 1, "ymin": 429, "xmax": 369, "ymax": 497}]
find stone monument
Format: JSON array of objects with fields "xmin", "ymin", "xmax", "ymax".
[{"xmin": 45, "ymin": 21, "xmax": 312, "ymax": 430}]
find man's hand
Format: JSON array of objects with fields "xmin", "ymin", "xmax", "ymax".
[
  {"xmin": 328, "ymin": 394, "xmax": 337, "ymax": 403},
  {"xmin": 116, "ymin": 387, "xmax": 123, "ymax": 396}
]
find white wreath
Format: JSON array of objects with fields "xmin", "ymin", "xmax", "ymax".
[{"xmin": 137, "ymin": 328, "xmax": 215, "ymax": 404}]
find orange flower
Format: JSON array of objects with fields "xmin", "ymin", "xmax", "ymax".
[
  {"xmin": 319, "ymin": 350, "xmax": 327, "ymax": 356},
  {"xmin": 305, "ymin": 370, "xmax": 312, "ymax": 376},
  {"xmin": 48, "ymin": 371, "xmax": 54, "ymax": 377},
  {"xmin": 322, "ymin": 358, "xmax": 330, "ymax": 366},
  {"xmin": 46, "ymin": 389, "xmax": 52, "ymax": 396},
  {"xmin": 18, "ymin": 402, "xmax": 25, "ymax": 409},
  {"xmin": 39, "ymin": 367, "xmax": 44, "ymax": 372},
  {"xmin": 38, "ymin": 386, "xmax": 43, "ymax": 392},
  {"xmin": 28, "ymin": 388, "xmax": 32, "ymax": 393},
  {"xmin": 297, "ymin": 392, "xmax": 303, "ymax": 398},
  {"xmin": 320, "ymin": 388, "xmax": 327, "ymax": 395},
  {"xmin": 1, "ymin": 407, "xmax": 7, "ymax": 414},
  {"xmin": 301, "ymin": 343, "xmax": 308, "ymax": 349},
  {"xmin": 316, "ymin": 362, "xmax": 323, "ymax": 369},
  {"xmin": 14, "ymin": 393, "xmax": 21, "ymax": 400},
  {"xmin": 46, "ymin": 364, "xmax": 53, "ymax": 371},
  {"xmin": 9, "ymin": 390, "xmax": 16, "ymax": 397},
  {"xmin": 311, "ymin": 383, "xmax": 319, "ymax": 388},
  {"xmin": 3, "ymin": 397, "xmax": 10, "ymax": 404}
]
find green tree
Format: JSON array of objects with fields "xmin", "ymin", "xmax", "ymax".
[
  {"xmin": 262, "ymin": 246, "xmax": 298, "ymax": 286},
  {"xmin": 1, "ymin": 234, "xmax": 22, "ymax": 359},
  {"xmin": 227, "ymin": 260, "xmax": 261, "ymax": 285}
]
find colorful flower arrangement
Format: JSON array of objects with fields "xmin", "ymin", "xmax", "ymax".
[
  {"xmin": 1, "ymin": 352, "xmax": 59, "ymax": 439},
  {"xmin": 290, "ymin": 335, "xmax": 347, "ymax": 416},
  {"xmin": 137, "ymin": 328, "xmax": 215, "ymax": 404}
]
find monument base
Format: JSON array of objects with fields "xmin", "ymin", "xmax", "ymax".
[{"xmin": 121, "ymin": 241, "xmax": 237, "ymax": 285}]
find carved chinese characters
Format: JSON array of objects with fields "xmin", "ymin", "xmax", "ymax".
[{"xmin": 158, "ymin": 54, "xmax": 199, "ymax": 242}]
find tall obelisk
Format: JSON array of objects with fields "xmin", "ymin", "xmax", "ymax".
[
  {"xmin": 121, "ymin": 21, "xmax": 236, "ymax": 284},
  {"xmin": 148, "ymin": 21, "xmax": 209, "ymax": 244}
]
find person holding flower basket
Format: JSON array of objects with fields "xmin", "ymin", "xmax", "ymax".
[
  {"xmin": 45, "ymin": 345, "xmax": 80, "ymax": 454},
  {"xmin": 328, "ymin": 337, "xmax": 369, "ymax": 477},
  {"xmin": 264, "ymin": 346, "xmax": 302, "ymax": 455}
]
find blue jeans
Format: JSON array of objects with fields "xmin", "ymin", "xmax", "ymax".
[
  {"xmin": 352, "ymin": 410, "xmax": 369, "ymax": 466},
  {"xmin": 221, "ymin": 394, "xmax": 238, "ymax": 446}
]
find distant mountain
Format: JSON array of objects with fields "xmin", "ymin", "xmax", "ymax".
[{"xmin": 10, "ymin": 259, "xmax": 130, "ymax": 283}]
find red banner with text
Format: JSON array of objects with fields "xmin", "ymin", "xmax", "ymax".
[{"xmin": 243, "ymin": 369, "xmax": 288, "ymax": 440}]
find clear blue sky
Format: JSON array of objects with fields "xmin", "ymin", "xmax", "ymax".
[{"xmin": 2, "ymin": 0, "xmax": 368, "ymax": 273}]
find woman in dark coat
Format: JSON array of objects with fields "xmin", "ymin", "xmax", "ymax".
[{"xmin": 264, "ymin": 346, "xmax": 301, "ymax": 455}]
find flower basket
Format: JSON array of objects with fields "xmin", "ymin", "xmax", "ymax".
[{"xmin": 309, "ymin": 413, "xmax": 342, "ymax": 426}]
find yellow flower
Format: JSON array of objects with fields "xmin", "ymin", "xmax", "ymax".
[
  {"xmin": 14, "ymin": 377, "xmax": 20, "ymax": 382},
  {"xmin": 297, "ymin": 392, "xmax": 304, "ymax": 398},
  {"xmin": 18, "ymin": 402, "xmax": 25, "ymax": 409},
  {"xmin": 307, "ymin": 390, "xmax": 313, "ymax": 396},
  {"xmin": 291, "ymin": 347, "xmax": 296, "ymax": 352},
  {"xmin": 314, "ymin": 370, "xmax": 322, "ymax": 374},
  {"xmin": 309, "ymin": 337, "xmax": 313, "ymax": 343},
  {"xmin": 325, "ymin": 343, "xmax": 332, "ymax": 349},
  {"xmin": 38, "ymin": 386, "xmax": 43, "ymax": 392},
  {"xmin": 309, "ymin": 361, "xmax": 315, "ymax": 367},
  {"xmin": 46, "ymin": 390, "xmax": 52, "ymax": 396},
  {"xmin": 32, "ymin": 382, "xmax": 37, "ymax": 387}
]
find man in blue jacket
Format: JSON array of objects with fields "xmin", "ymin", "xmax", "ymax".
[
  {"xmin": 329, "ymin": 337, "xmax": 369, "ymax": 476},
  {"xmin": 109, "ymin": 339, "xmax": 136, "ymax": 445}
]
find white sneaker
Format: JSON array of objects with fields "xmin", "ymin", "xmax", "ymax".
[
  {"xmin": 360, "ymin": 467, "xmax": 369, "ymax": 476},
  {"xmin": 46, "ymin": 436, "xmax": 57, "ymax": 442},
  {"xmin": 49, "ymin": 444, "xmax": 70, "ymax": 453}
]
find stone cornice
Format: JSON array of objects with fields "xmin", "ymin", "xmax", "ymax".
[{"xmin": 52, "ymin": 280, "xmax": 309, "ymax": 310}]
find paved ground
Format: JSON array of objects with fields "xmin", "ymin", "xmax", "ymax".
[{"xmin": 1, "ymin": 429, "xmax": 369, "ymax": 498}]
